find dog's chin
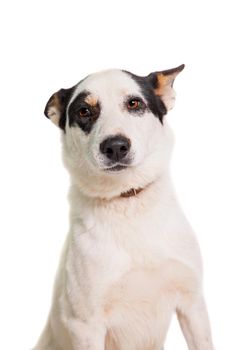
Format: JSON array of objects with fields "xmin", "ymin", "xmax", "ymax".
[{"xmin": 66, "ymin": 154, "xmax": 162, "ymax": 200}]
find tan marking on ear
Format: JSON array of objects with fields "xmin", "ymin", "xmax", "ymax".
[
  {"xmin": 155, "ymin": 74, "xmax": 177, "ymax": 110},
  {"xmin": 155, "ymin": 73, "xmax": 175, "ymax": 96},
  {"xmin": 155, "ymin": 64, "xmax": 184, "ymax": 111},
  {"xmin": 46, "ymin": 94, "xmax": 61, "ymax": 126},
  {"xmin": 85, "ymin": 94, "xmax": 98, "ymax": 106}
]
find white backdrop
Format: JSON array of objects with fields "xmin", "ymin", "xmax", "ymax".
[{"xmin": 0, "ymin": 1, "xmax": 232, "ymax": 349}]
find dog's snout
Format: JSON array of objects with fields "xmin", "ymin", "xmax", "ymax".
[{"xmin": 100, "ymin": 135, "xmax": 131, "ymax": 162}]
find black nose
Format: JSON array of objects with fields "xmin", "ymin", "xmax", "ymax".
[{"xmin": 100, "ymin": 135, "xmax": 131, "ymax": 162}]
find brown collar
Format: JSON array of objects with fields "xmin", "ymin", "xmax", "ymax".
[{"xmin": 120, "ymin": 187, "xmax": 143, "ymax": 198}]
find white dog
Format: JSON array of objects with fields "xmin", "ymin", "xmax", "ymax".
[{"xmin": 35, "ymin": 66, "xmax": 214, "ymax": 350}]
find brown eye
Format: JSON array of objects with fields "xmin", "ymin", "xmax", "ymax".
[
  {"xmin": 127, "ymin": 98, "xmax": 141, "ymax": 110},
  {"xmin": 78, "ymin": 107, "xmax": 91, "ymax": 117}
]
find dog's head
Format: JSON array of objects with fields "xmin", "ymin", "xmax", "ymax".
[{"xmin": 44, "ymin": 66, "xmax": 184, "ymax": 199}]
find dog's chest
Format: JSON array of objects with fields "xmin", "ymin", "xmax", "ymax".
[
  {"xmin": 74, "ymin": 204, "xmax": 167, "ymax": 268},
  {"xmin": 65, "ymin": 196, "xmax": 200, "ymax": 349},
  {"xmin": 70, "ymin": 204, "xmax": 176, "ymax": 299},
  {"xmin": 72, "ymin": 212, "xmax": 197, "ymax": 349}
]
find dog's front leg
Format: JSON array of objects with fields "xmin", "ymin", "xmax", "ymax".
[
  {"xmin": 63, "ymin": 317, "xmax": 106, "ymax": 350},
  {"xmin": 177, "ymin": 294, "xmax": 214, "ymax": 350},
  {"xmin": 35, "ymin": 317, "xmax": 106, "ymax": 350}
]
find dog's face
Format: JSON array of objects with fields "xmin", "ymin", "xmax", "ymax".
[{"xmin": 45, "ymin": 66, "xmax": 184, "ymax": 199}]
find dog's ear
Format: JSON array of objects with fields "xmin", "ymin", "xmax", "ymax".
[
  {"xmin": 148, "ymin": 64, "xmax": 185, "ymax": 111},
  {"xmin": 44, "ymin": 87, "xmax": 75, "ymax": 130}
]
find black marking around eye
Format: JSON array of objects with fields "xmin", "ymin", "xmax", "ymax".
[
  {"xmin": 123, "ymin": 71, "xmax": 167, "ymax": 123},
  {"xmin": 68, "ymin": 91, "xmax": 101, "ymax": 134},
  {"xmin": 125, "ymin": 96, "xmax": 147, "ymax": 115}
]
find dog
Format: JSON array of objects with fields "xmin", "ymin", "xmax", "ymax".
[{"xmin": 34, "ymin": 66, "xmax": 214, "ymax": 350}]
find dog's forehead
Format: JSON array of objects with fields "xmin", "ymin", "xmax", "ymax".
[{"xmin": 71, "ymin": 69, "xmax": 142, "ymax": 103}]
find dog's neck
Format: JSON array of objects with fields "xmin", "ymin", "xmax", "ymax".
[
  {"xmin": 69, "ymin": 172, "xmax": 172, "ymax": 206},
  {"xmin": 69, "ymin": 173, "xmax": 174, "ymax": 222},
  {"xmin": 107, "ymin": 174, "xmax": 171, "ymax": 203}
]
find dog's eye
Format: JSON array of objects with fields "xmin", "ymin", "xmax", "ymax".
[
  {"xmin": 127, "ymin": 98, "xmax": 142, "ymax": 110},
  {"xmin": 78, "ymin": 107, "xmax": 91, "ymax": 117}
]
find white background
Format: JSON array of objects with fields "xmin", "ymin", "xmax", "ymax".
[{"xmin": 0, "ymin": 1, "xmax": 232, "ymax": 349}]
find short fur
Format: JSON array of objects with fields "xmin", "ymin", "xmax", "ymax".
[{"xmin": 35, "ymin": 67, "xmax": 214, "ymax": 350}]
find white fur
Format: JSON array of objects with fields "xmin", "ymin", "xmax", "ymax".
[{"xmin": 35, "ymin": 70, "xmax": 214, "ymax": 350}]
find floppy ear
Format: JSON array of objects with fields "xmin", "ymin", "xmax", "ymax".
[
  {"xmin": 44, "ymin": 86, "xmax": 75, "ymax": 130},
  {"xmin": 149, "ymin": 64, "xmax": 185, "ymax": 111}
]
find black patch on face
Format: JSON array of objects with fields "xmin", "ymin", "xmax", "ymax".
[
  {"xmin": 68, "ymin": 91, "xmax": 101, "ymax": 134},
  {"xmin": 57, "ymin": 87, "xmax": 76, "ymax": 130},
  {"xmin": 123, "ymin": 71, "xmax": 167, "ymax": 123}
]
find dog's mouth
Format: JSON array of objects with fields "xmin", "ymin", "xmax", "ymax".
[{"xmin": 104, "ymin": 164, "xmax": 128, "ymax": 172}]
